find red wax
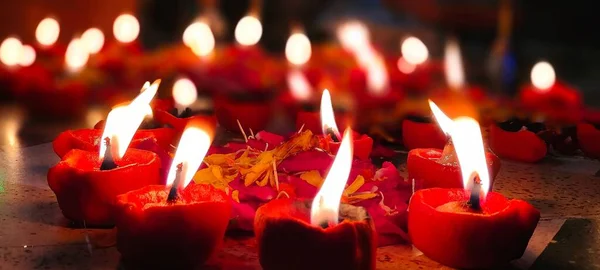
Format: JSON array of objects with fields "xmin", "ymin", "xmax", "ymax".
[
  {"xmin": 519, "ymin": 82, "xmax": 583, "ymax": 124},
  {"xmin": 407, "ymin": 148, "xmax": 501, "ymax": 190},
  {"xmin": 295, "ymin": 110, "xmax": 351, "ymax": 135},
  {"xmin": 47, "ymin": 148, "xmax": 161, "ymax": 226},
  {"xmin": 213, "ymin": 94, "xmax": 273, "ymax": 133},
  {"xmin": 577, "ymin": 122, "xmax": 600, "ymax": 158},
  {"xmin": 153, "ymin": 108, "xmax": 217, "ymax": 136},
  {"xmin": 489, "ymin": 124, "xmax": 547, "ymax": 163},
  {"xmin": 254, "ymin": 199, "xmax": 376, "ymax": 270},
  {"xmin": 408, "ymin": 188, "xmax": 540, "ymax": 269},
  {"xmin": 321, "ymin": 130, "xmax": 373, "ymax": 160},
  {"xmin": 53, "ymin": 129, "xmax": 162, "ymax": 159},
  {"xmin": 402, "ymin": 119, "xmax": 447, "ymax": 150},
  {"xmin": 115, "ymin": 184, "xmax": 231, "ymax": 269}
]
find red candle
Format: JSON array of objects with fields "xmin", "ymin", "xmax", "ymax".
[
  {"xmin": 33, "ymin": 17, "xmax": 65, "ymax": 61},
  {"xmin": 214, "ymin": 92, "xmax": 273, "ymax": 133},
  {"xmin": 401, "ymin": 115, "xmax": 447, "ymax": 150},
  {"xmin": 295, "ymin": 110, "xmax": 350, "ymax": 135},
  {"xmin": 577, "ymin": 122, "xmax": 600, "ymax": 158},
  {"xmin": 321, "ymin": 130, "xmax": 373, "ymax": 160},
  {"xmin": 409, "ymin": 188, "xmax": 540, "ymax": 269},
  {"xmin": 519, "ymin": 62, "xmax": 583, "ymax": 124},
  {"xmin": 255, "ymin": 130, "xmax": 376, "ymax": 270},
  {"xmin": 489, "ymin": 119, "xmax": 548, "ymax": 163},
  {"xmin": 47, "ymin": 148, "xmax": 161, "ymax": 226},
  {"xmin": 115, "ymin": 125, "xmax": 230, "ymax": 269},
  {"xmin": 408, "ymin": 110, "xmax": 539, "ymax": 269}
]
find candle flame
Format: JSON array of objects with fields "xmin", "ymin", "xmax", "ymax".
[
  {"xmin": 113, "ymin": 14, "xmax": 139, "ymax": 44},
  {"xmin": 184, "ymin": 21, "xmax": 215, "ymax": 57},
  {"xmin": 99, "ymin": 80, "xmax": 161, "ymax": 159},
  {"xmin": 530, "ymin": 61, "xmax": 555, "ymax": 92},
  {"xmin": 336, "ymin": 21, "xmax": 370, "ymax": 53},
  {"xmin": 285, "ymin": 32, "xmax": 312, "ymax": 66},
  {"xmin": 311, "ymin": 129, "xmax": 354, "ymax": 226},
  {"xmin": 166, "ymin": 126, "xmax": 213, "ymax": 188},
  {"xmin": 35, "ymin": 18, "xmax": 60, "ymax": 47},
  {"xmin": 0, "ymin": 37, "xmax": 23, "ymax": 67},
  {"xmin": 397, "ymin": 57, "xmax": 416, "ymax": 74},
  {"xmin": 172, "ymin": 77, "xmax": 198, "ymax": 108},
  {"xmin": 320, "ymin": 89, "xmax": 340, "ymax": 138},
  {"xmin": 365, "ymin": 57, "xmax": 389, "ymax": 96},
  {"xmin": 401, "ymin": 36, "xmax": 428, "ymax": 65},
  {"xmin": 81, "ymin": 28, "xmax": 105, "ymax": 54},
  {"xmin": 18, "ymin": 45, "xmax": 36, "ymax": 67},
  {"xmin": 234, "ymin": 15, "xmax": 262, "ymax": 46},
  {"xmin": 429, "ymin": 101, "xmax": 491, "ymax": 197},
  {"xmin": 287, "ymin": 69, "xmax": 312, "ymax": 101},
  {"xmin": 65, "ymin": 37, "xmax": 89, "ymax": 73},
  {"xmin": 444, "ymin": 39, "xmax": 465, "ymax": 90}
]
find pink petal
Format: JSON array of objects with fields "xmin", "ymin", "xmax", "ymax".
[
  {"xmin": 278, "ymin": 150, "xmax": 333, "ymax": 173},
  {"xmin": 282, "ymin": 174, "xmax": 318, "ymax": 199},
  {"xmin": 370, "ymin": 144, "xmax": 397, "ymax": 158},
  {"xmin": 256, "ymin": 131, "xmax": 284, "ymax": 146},
  {"xmin": 229, "ymin": 201, "xmax": 256, "ymax": 231}
]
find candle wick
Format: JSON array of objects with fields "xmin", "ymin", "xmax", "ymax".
[
  {"xmin": 178, "ymin": 107, "xmax": 193, "ymax": 118},
  {"xmin": 167, "ymin": 163, "xmax": 184, "ymax": 203},
  {"xmin": 326, "ymin": 127, "xmax": 340, "ymax": 142},
  {"xmin": 100, "ymin": 137, "xmax": 117, "ymax": 171},
  {"xmin": 468, "ymin": 175, "xmax": 482, "ymax": 211}
]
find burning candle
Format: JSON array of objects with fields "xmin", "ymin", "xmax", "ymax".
[
  {"xmin": 115, "ymin": 125, "xmax": 231, "ymax": 269},
  {"xmin": 153, "ymin": 77, "xmax": 217, "ymax": 135},
  {"xmin": 234, "ymin": 15, "xmax": 262, "ymax": 47},
  {"xmin": 408, "ymin": 101, "xmax": 500, "ymax": 190},
  {"xmin": 113, "ymin": 13, "xmax": 140, "ymax": 45},
  {"xmin": 281, "ymin": 28, "xmax": 315, "ymax": 119},
  {"xmin": 392, "ymin": 36, "xmax": 435, "ymax": 93},
  {"xmin": 81, "ymin": 28, "xmax": 105, "ymax": 55},
  {"xmin": 47, "ymin": 102, "xmax": 163, "ymax": 226},
  {"xmin": 183, "ymin": 20, "xmax": 215, "ymax": 58},
  {"xmin": 255, "ymin": 129, "xmax": 376, "ymax": 270},
  {"xmin": 34, "ymin": 17, "xmax": 64, "ymax": 59},
  {"xmin": 408, "ymin": 113, "xmax": 540, "ymax": 269},
  {"xmin": 518, "ymin": 61, "xmax": 582, "ymax": 124},
  {"xmin": 0, "ymin": 37, "xmax": 23, "ymax": 98},
  {"xmin": 296, "ymin": 89, "xmax": 349, "ymax": 136}
]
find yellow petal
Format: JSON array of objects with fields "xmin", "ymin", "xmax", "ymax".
[
  {"xmin": 344, "ymin": 175, "xmax": 365, "ymax": 195},
  {"xmin": 300, "ymin": 170, "xmax": 323, "ymax": 188},
  {"xmin": 193, "ymin": 167, "xmax": 219, "ymax": 184},
  {"xmin": 232, "ymin": 190, "xmax": 240, "ymax": 203},
  {"xmin": 346, "ymin": 192, "xmax": 378, "ymax": 203}
]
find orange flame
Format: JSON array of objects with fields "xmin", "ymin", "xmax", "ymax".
[
  {"xmin": 311, "ymin": 129, "xmax": 354, "ymax": 226},
  {"xmin": 166, "ymin": 126, "xmax": 213, "ymax": 188},
  {"xmin": 0, "ymin": 37, "xmax": 23, "ymax": 67},
  {"xmin": 235, "ymin": 15, "xmax": 262, "ymax": 46},
  {"xmin": 320, "ymin": 89, "xmax": 340, "ymax": 139},
  {"xmin": 336, "ymin": 21, "xmax": 370, "ymax": 54},
  {"xmin": 287, "ymin": 69, "xmax": 312, "ymax": 101},
  {"xmin": 81, "ymin": 28, "xmax": 105, "ymax": 54},
  {"xmin": 429, "ymin": 101, "xmax": 491, "ymax": 196},
  {"xmin": 99, "ymin": 80, "xmax": 160, "ymax": 159},
  {"xmin": 285, "ymin": 31, "xmax": 312, "ymax": 66},
  {"xmin": 444, "ymin": 39, "xmax": 465, "ymax": 90},
  {"xmin": 113, "ymin": 14, "xmax": 139, "ymax": 43},
  {"xmin": 530, "ymin": 61, "xmax": 555, "ymax": 92},
  {"xmin": 35, "ymin": 18, "xmax": 60, "ymax": 47},
  {"xmin": 65, "ymin": 37, "xmax": 89, "ymax": 73}
]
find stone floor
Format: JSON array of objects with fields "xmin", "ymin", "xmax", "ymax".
[{"xmin": 1, "ymin": 104, "xmax": 600, "ymax": 269}]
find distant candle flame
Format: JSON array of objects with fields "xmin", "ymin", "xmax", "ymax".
[
  {"xmin": 530, "ymin": 61, "xmax": 555, "ymax": 92},
  {"xmin": 184, "ymin": 21, "xmax": 215, "ymax": 57},
  {"xmin": 18, "ymin": 45, "xmax": 36, "ymax": 67},
  {"xmin": 99, "ymin": 80, "xmax": 161, "ymax": 159},
  {"xmin": 35, "ymin": 18, "xmax": 60, "ymax": 47},
  {"xmin": 397, "ymin": 57, "xmax": 416, "ymax": 74},
  {"xmin": 311, "ymin": 129, "xmax": 354, "ymax": 226},
  {"xmin": 65, "ymin": 38, "xmax": 89, "ymax": 73},
  {"xmin": 401, "ymin": 36, "xmax": 428, "ymax": 65},
  {"xmin": 336, "ymin": 21, "xmax": 370, "ymax": 53},
  {"xmin": 113, "ymin": 14, "xmax": 139, "ymax": 44},
  {"xmin": 81, "ymin": 28, "xmax": 105, "ymax": 54},
  {"xmin": 429, "ymin": 100, "xmax": 491, "ymax": 197},
  {"xmin": 287, "ymin": 69, "xmax": 312, "ymax": 101},
  {"xmin": 365, "ymin": 58, "xmax": 389, "ymax": 96},
  {"xmin": 0, "ymin": 37, "xmax": 23, "ymax": 67},
  {"xmin": 172, "ymin": 77, "xmax": 198, "ymax": 108},
  {"xmin": 234, "ymin": 15, "xmax": 262, "ymax": 46},
  {"xmin": 285, "ymin": 32, "xmax": 312, "ymax": 66},
  {"xmin": 166, "ymin": 126, "xmax": 212, "ymax": 188},
  {"xmin": 444, "ymin": 39, "xmax": 465, "ymax": 90},
  {"xmin": 320, "ymin": 89, "xmax": 340, "ymax": 139}
]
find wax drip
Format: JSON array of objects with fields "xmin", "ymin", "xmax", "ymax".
[
  {"xmin": 325, "ymin": 127, "xmax": 340, "ymax": 142},
  {"xmin": 167, "ymin": 163, "xmax": 184, "ymax": 203},
  {"xmin": 100, "ymin": 137, "xmax": 117, "ymax": 171},
  {"xmin": 468, "ymin": 176, "xmax": 482, "ymax": 211}
]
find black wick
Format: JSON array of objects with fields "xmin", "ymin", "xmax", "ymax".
[
  {"xmin": 325, "ymin": 127, "xmax": 340, "ymax": 142},
  {"xmin": 169, "ymin": 107, "xmax": 193, "ymax": 118},
  {"xmin": 100, "ymin": 137, "xmax": 117, "ymax": 171},
  {"xmin": 167, "ymin": 163, "xmax": 184, "ymax": 203},
  {"xmin": 468, "ymin": 175, "xmax": 482, "ymax": 211}
]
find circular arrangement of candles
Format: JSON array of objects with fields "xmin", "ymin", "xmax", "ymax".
[{"xmin": 255, "ymin": 130, "xmax": 376, "ymax": 270}]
